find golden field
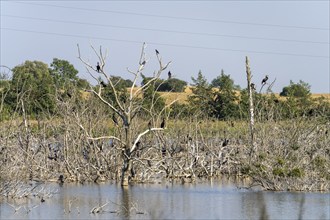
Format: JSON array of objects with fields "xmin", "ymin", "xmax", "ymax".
[{"xmin": 78, "ymin": 86, "xmax": 330, "ymax": 104}]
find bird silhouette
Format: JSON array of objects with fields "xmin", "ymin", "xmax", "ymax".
[
  {"xmin": 112, "ymin": 114, "xmax": 118, "ymax": 125},
  {"xmin": 161, "ymin": 146, "xmax": 166, "ymax": 157},
  {"xmin": 250, "ymin": 83, "xmax": 256, "ymax": 90},
  {"xmin": 100, "ymin": 81, "xmax": 107, "ymax": 88},
  {"xmin": 168, "ymin": 71, "xmax": 172, "ymax": 79},
  {"xmin": 261, "ymin": 75, "xmax": 269, "ymax": 85},
  {"xmin": 148, "ymin": 121, "xmax": 152, "ymax": 131},
  {"xmin": 96, "ymin": 62, "xmax": 100, "ymax": 72},
  {"xmin": 160, "ymin": 118, "xmax": 165, "ymax": 129},
  {"xmin": 155, "ymin": 49, "xmax": 159, "ymax": 55},
  {"xmin": 222, "ymin": 139, "xmax": 229, "ymax": 147}
]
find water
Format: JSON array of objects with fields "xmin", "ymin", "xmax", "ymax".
[{"xmin": 1, "ymin": 179, "xmax": 329, "ymax": 219}]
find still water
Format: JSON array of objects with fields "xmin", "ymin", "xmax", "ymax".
[{"xmin": 1, "ymin": 179, "xmax": 329, "ymax": 219}]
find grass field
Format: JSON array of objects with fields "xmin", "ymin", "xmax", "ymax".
[
  {"xmin": 78, "ymin": 86, "xmax": 330, "ymax": 105},
  {"xmin": 158, "ymin": 86, "xmax": 330, "ymax": 104}
]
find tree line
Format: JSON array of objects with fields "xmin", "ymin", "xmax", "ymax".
[{"xmin": 1, "ymin": 59, "xmax": 329, "ymax": 121}]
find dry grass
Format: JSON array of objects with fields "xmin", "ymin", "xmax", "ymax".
[{"xmin": 80, "ymin": 86, "xmax": 329, "ymax": 104}]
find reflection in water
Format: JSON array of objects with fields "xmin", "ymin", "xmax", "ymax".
[
  {"xmin": 121, "ymin": 186, "xmax": 131, "ymax": 219},
  {"xmin": 0, "ymin": 180, "xmax": 329, "ymax": 220}
]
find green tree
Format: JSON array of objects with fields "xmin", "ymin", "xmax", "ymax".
[
  {"xmin": 211, "ymin": 71, "xmax": 239, "ymax": 119},
  {"xmin": 188, "ymin": 70, "xmax": 213, "ymax": 117},
  {"xmin": 50, "ymin": 58, "xmax": 79, "ymax": 89},
  {"xmin": 280, "ymin": 80, "xmax": 312, "ymax": 118},
  {"xmin": 7, "ymin": 60, "xmax": 55, "ymax": 115},
  {"xmin": 156, "ymin": 78, "xmax": 187, "ymax": 92},
  {"xmin": 280, "ymin": 80, "xmax": 311, "ymax": 97}
]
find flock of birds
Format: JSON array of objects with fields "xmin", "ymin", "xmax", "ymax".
[
  {"xmin": 95, "ymin": 49, "xmax": 171, "ymax": 87},
  {"xmin": 94, "ymin": 49, "xmax": 269, "ymax": 129},
  {"xmin": 96, "ymin": 49, "xmax": 268, "ymax": 91}
]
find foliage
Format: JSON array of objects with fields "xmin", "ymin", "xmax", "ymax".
[
  {"xmin": 50, "ymin": 58, "xmax": 79, "ymax": 89},
  {"xmin": 280, "ymin": 80, "xmax": 311, "ymax": 98},
  {"xmin": 188, "ymin": 70, "xmax": 214, "ymax": 117},
  {"xmin": 189, "ymin": 70, "xmax": 240, "ymax": 119},
  {"xmin": 211, "ymin": 69, "xmax": 240, "ymax": 90},
  {"xmin": 156, "ymin": 78, "xmax": 187, "ymax": 92},
  {"xmin": 211, "ymin": 71, "xmax": 239, "ymax": 119},
  {"xmin": 6, "ymin": 60, "xmax": 56, "ymax": 116}
]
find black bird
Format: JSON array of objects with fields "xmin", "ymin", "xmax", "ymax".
[
  {"xmin": 148, "ymin": 121, "xmax": 152, "ymax": 131},
  {"xmin": 250, "ymin": 83, "xmax": 256, "ymax": 90},
  {"xmin": 96, "ymin": 62, "xmax": 100, "ymax": 72},
  {"xmin": 155, "ymin": 49, "xmax": 159, "ymax": 55},
  {"xmin": 161, "ymin": 146, "xmax": 166, "ymax": 157},
  {"xmin": 160, "ymin": 118, "xmax": 165, "ymax": 129},
  {"xmin": 222, "ymin": 139, "xmax": 229, "ymax": 147},
  {"xmin": 100, "ymin": 81, "xmax": 107, "ymax": 88},
  {"xmin": 41, "ymin": 197, "xmax": 45, "ymax": 203},
  {"xmin": 261, "ymin": 75, "xmax": 269, "ymax": 85},
  {"xmin": 136, "ymin": 141, "xmax": 141, "ymax": 148},
  {"xmin": 168, "ymin": 71, "xmax": 172, "ymax": 80},
  {"xmin": 57, "ymin": 174, "xmax": 64, "ymax": 184},
  {"xmin": 112, "ymin": 113, "xmax": 118, "ymax": 125},
  {"xmin": 141, "ymin": 60, "xmax": 146, "ymax": 65}
]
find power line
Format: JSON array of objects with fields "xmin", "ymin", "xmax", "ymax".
[
  {"xmin": 1, "ymin": 27, "xmax": 329, "ymax": 59},
  {"xmin": 11, "ymin": 1, "xmax": 329, "ymax": 31},
  {"xmin": 2, "ymin": 14, "xmax": 329, "ymax": 45}
]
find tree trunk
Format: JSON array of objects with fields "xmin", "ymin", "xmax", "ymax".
[
  {"xmin": 245, "ymin": 56, "xmax": 256, "ymax": 159},
  {"xmin": 121, "ymin": 125, "xmax": 132, "ymax": 186}
]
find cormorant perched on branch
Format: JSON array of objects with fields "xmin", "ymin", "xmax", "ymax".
[
  {"xmin": 160, "ymin": 118, "xmax": 165, "ymax": 129},
  {"xmin": 261, "ymin": 75, "xmax": 269, "ymax": 85},
  {"xmin": 168, "ymin": 71, "xmax": 172, "ymax": 80},
  {"xmin": 155, "ymin": 49, "xmax": 159, "ymax": 55},
  {"xmin": 96, "ymin": 62, "xmax": 100, "ymax": 72},
  {"xmin": 250, "ymin": 83, "xmax": 256, "ymax": 91},
  {"xmin": 100, "ymin": 81, "xmax": 107, "ymax": 88}
]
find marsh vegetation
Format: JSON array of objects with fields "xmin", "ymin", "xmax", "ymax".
[{"xmin": 1, "ymin": 44, "xmax": 329, "ymax": 198}]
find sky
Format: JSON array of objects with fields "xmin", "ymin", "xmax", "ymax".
[{"xmin": 1, "ymin": 0, "xmax": 329, "ymax": 93}]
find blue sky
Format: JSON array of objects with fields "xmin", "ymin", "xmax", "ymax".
[{"xmin": 1, "ymin": 0, "xmax": 329, "ymax": 93}]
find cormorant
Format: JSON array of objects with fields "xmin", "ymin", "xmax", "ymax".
[
  {"xmin": 100, "ymin": 81, "xmax": 107, "ymax": 88},
  {"xmin": 250, "ymin": 83, "xmax": 256, "ymax": 90},
  {"xmin": 222, "ymin": 139, "xmax": 229, "ymax": 147},
  {"xmin": 168, "ymin": 71, "xmax": 172, "ymax": 79},
  {"xmin": 161, "ymin": 146, "xmax": 166, "ymax": 157},
  {"xmin": 136, "ymin": 141, "xmax": 141, "ymax": 148},
  {"xmin": 261, "ymin": 75, "xmax": 269, "ymax": 85},
  {"xmin": 155, "ymin": 49, "xmax": 159, "ymax": 55},
  {"xmin": 160, "ymin": 118, "xmax": 165, "ymax": 129},
  {"xmin": 112, "ymin": 113, "xmax": 118, "ymax": 125},
  {"xmin": 96, "ymin": 62, "xmax": 100, "ymax": 72},
  {"xmin": 148, "ymin": 121, "xmax": 152, "ymax": 131}
]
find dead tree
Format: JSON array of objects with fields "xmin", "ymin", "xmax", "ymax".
[
  {"xmin": 77, "ymin": 43, "xmax": 173, "ymax": 186},
  {"xmin": 245, "ymin": 56, "xmax": 256, "ymax": 158}
]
